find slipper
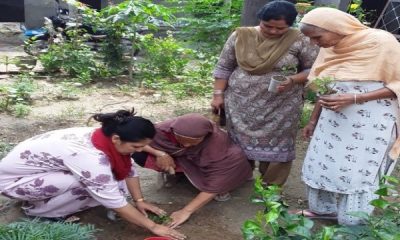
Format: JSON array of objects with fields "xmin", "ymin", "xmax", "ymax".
[
  {"xmin": 106, "ymin": 210, "xmax": 121, "ymax": 221},
  {"xmin": 292, "ymin": 209, "xmax": 337, "ymax": 220},
  {"xmin": 214, "ymin": 193, "xmax": 231, "ymax": 202}
]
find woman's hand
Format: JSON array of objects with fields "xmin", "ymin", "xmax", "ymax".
[
  {"xmin": 150, "ymin": 224, "xmax": 187, "ymax": 240},
  {"xmin": 211, "ymin": 95, "xmax": 224, "ymax": 114},
  {"xmin": 136, "ymin": 201, "xmax": 166, "ymax": 217},
  {"xmin": 169, "ymin": 209, "xmax": 193, "ymax": 229},
  {"xmin": 303, "ymin": 122, "xmax": 316, "ymax": 139},
  {"xmin": 277, "ymin": 77, "xmax": 295, "ymax": 93},
  {"xmin": 319, "ymin": 94, "xmax": 355, "ymax": 112},
  {"xmin": 156, "ymin": 153, "xmax": 176, "ymax": 172}
]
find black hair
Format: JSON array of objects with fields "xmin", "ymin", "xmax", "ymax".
[
  {"xmin": 92, "ymin": 108, "xmax": 156, "ymax": 142},
  {"xmin": 257, "ymin": 0, "xmax": 298, "ymax": 26}
]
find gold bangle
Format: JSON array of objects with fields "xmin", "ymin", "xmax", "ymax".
[{"xmin": 135, "ymin": 198, "xmax": 145, "ymax": 202}]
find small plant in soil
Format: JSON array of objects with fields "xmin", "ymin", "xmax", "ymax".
[
  {"xmin": 312, "ymin": 76, "xmax": 337, "ymax": 96},
  {"xmin": 147, "ymin": 212, "xmax": 172, "ymax": 225}
]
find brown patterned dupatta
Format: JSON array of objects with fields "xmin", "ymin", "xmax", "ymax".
[{"xmin": 235, "ymin": 27, "xmax": 300, "ymax": 75}]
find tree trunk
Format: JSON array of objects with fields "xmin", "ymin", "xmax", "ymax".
[{"xmin": 240, "ymin": 0, "xmax": 270, "ymax": 26}]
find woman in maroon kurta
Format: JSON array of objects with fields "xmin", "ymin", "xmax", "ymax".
[{"xmin": 133, "ymin": 114, "xmax": 252, "ymax": 228}]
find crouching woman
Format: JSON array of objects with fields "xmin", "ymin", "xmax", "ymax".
[
  {"xmin": 133, "ymin": 114, "xmax": 252, "ymax": 228},
  {"xmin": 0, "ymin": 109, "xmax": 186, "ymax": 240}
]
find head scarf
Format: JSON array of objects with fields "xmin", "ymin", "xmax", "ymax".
[
  {"xmin": 170, "ymin": 114, "xmax": 213, "ymax": 138},
  {"xmin": 301, "ymin": 7, "xmax": 400, "ymax": 159},
  {"xmin": 235, "ymin": 27, "xmax": 300, "ymax": 75},
  {"xmin": 91, "ymin": 128, "xmax": 132, "ymax": 180},
  {"xmin": 150, "ymin": 114, "xmax": 252, "ymax": 193},
  {"xmin": 301, "ymin": 7, "xmax": 400, "ymax": 85}
]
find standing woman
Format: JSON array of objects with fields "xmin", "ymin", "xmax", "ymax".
[
  {"xmin": 0, "ymin": 109, "xmax": 186, "ymax": 240},
  {"xmin": 299, "ymin": 8, "xmax": 400, "ymax": 225},
  {"xmin": 211, "ymin": 0, "xmax": 318, "ymax": 186}
]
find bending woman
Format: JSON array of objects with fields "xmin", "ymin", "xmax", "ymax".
[
  {"xmin": 133, "ymin": 114, "xmax": 252, "ymax": 228},
  {"xmin": 299, "ymin": 8, "xmax": 400, "ymax": 225},
  {"xmin": 0, "ymin": 109, "xmax": 185, "ymax": 240}
]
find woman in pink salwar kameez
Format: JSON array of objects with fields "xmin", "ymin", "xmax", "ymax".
[{"xmin": 0, "ymin": 109, "xmax": 186, "ymax": 240}]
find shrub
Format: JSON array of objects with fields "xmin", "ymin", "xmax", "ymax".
[
  {"xmin": 0, "ymin": 74, "xmax": 35, "ymax": 116},
  {"xmin": 242, "ymin": 176, "xmax": 400, "ymax": 240},
  {"xmin": 139, "ymin": 33, "xmax": 194, "ymax": 79},
  {"xmin": 173, "ymin": 0, "xmax": 243, "ymax": 55}
]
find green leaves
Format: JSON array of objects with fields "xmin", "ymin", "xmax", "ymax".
[
  {"xmin": 310, "ymin": 77, "xmax": 336, "ymax": 96},
  {"xmin": 242, "ymin": 175, "xmax": 400, "ymax": 240},
  {"xmin": 370, "ymin": 199, "xmax": 390, "ymax": 210},
  {"xmin": 0, "ymin": 218, "xmax": 98, "ymax": 240}
]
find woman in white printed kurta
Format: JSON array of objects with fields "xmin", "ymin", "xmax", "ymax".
[
  {"xmin": 0, "ymin": 110, "xmax": 186, "ymax": 240},
  {"xmin": 0, "ymin": 127, "xmax": 131, "ymax": 217},
  {"xmin": 299, "ymin": 8, "xmax": 400, "ymax": 225}
]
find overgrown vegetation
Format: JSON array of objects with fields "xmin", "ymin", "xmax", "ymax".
[
  {"xmin": 39, "ymin": 28, "xmax": 109, "ymax": 83},
  {"xmin": 172, "ymin": 0, "xmax": 243, "ymax": 55},
  {"xmin": 0, "ymin": 219, "xmax": 98, "ymax": 240},
  {"xmin": 139, "ymin": 32, "xmax": 194, "ymax": 79},
  {"xmin": 0, "ymin": 74, "xmax": 35, "ymax": 117},
  {"xmin": 242, "ymin": 176, "xmax": 400, "ymax": 239}
]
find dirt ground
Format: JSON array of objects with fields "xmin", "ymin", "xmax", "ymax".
[
  {"xmin": 0, "ymin": 80, "xmax": 312, "ymax": 240},
  {"xmin": 0, "ymin": 42, "xmax": 312, "ymax": 240}
]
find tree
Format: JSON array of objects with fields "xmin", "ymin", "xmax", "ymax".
[
  {"xmin": 240, "ymin": 0, "xmax": 298, "ymax": 26},
  {"xmin": 240, "ymin": 0, "xmax": 270, "ymax": 26}
]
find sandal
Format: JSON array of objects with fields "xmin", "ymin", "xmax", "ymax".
[
  {"xmin": 292, "ymin": 209, "xmax": 337, "ymax": 220},
  {"xmin": 214, "ymin": 193, "xmax": 231, "ymax": 202}
]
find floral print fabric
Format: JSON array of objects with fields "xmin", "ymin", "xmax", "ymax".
[
  {"xmin": 302, "ymin": 81, "xmax": 399, "ymax": 194},
  {"xmin": 0, "ymin": 127, "xmax": 135, "ymax": 217},
  {"xmin": 213, "ymin": 30, "xmax": 319, "ymax": 162}
]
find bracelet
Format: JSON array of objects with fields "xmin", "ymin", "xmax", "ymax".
[
  {"xmin": 354, "ymin": 94, "xmax": 357, "ymax": 104},
  {"xmin": 213, "ymin": 89, "xmax": 224, "ymax": 95},
  {"xmin": 135, "ymin": 198, "xmax": 145, "ymax": 202}
]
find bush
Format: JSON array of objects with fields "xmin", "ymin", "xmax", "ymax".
[
  {"xmin": 173, "ymin": 0, "xmax": 243, "ymax": 55},
  {"xmin": 39, "ymin": 29, "xmax": 109, "ymax": 83},
  {"xmin": 0, "ymin": 74, "xmax": 35, "ymax": 116},
  {"xmin": 242, "ymin": 176, "xmax": 400, "ymax": 240},
  {"xmin": 139, "ymin": 33, "xmax": 194, "ymax": 79}
]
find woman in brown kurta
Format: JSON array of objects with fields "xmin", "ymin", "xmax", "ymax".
[
  {"xmin": 132, "ymin": 114, "xmax": 252, "ymax": 228},
  {"xmin": 211, "ymin": 0, "xmax": 318, "ymax": 186}
]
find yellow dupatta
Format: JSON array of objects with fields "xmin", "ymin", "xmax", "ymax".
[{"xmin": 235, "ymin": 27, "xmax": 300, "ymax": 75}]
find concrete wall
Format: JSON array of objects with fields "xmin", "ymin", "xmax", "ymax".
[
  {"xmin": 314, "ymin": 0, "xmax": 351, "ymax": 11},
  {"xmin": 24, "ymin": 0, "xmax": 58, "ymax": 29}
]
